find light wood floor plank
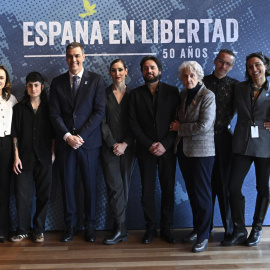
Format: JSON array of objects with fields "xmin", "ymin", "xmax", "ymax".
[{"xmin": 1, "ymin": 228, "xmax": 270, "ymax": 269}]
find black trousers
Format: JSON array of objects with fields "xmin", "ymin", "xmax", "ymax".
[
  {"xmin": 137, "ymin": 155, "xmax": 176, "ymax": 229},
  {"xmin": 0, "ymin": 136, "xmax": 13, "ymax": 237},
  {"xmin": 101, "ymin": 147, "xmax": 135, "ymax": 224},
  {"xmin": 15, "ymin": 161, "xmax": 52, "ymax": 234},
  {"xmin": 211, "ymin": 131, "xmax": 233, "ymax": 235},
  {"xmin": 177, "ymin": 148, "xmax": 214, "ymax": 242},
  {"xmin": 229, "ymin": 154, "xmax": 270, "ymax": 222}
]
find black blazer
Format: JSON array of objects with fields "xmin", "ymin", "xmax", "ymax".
[
  {"xmin": 129, "ymin": 81, "xmax": 179, "ymax": 158},
  {"xmin": 101, "ymin": 85, "xmax": 135, "ymax": 162},
  {"xmin": 49, "ymin": 69, "xmax": 106, "ymax": 151},
  {"xmin": 233, "ymin": 79, "xmax": 270, "ymax": 158}
]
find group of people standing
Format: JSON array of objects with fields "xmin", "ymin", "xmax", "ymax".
[{"xmin": 0, "ymin": 42, "xmax": 270, "ymax": 254}]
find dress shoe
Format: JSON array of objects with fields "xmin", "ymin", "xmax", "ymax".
[
  {"xmin": 61, "ymin": 226, "xmax": 77, "ymax": 242},
  {"xmin": 0, "ymin": 236, "xmax": 6, "ymax": 243},
  {"xmin": 221, "ymin": 227, "xmax": 247, "ymax": 246},
  {"xmin": 103, "ymin": 223, "xmax": 128, "ymax": 245},
  {"xmin": 84, "ymin": 227, "xmax": 96, "ymax": 242},
  {"xmin": 192, "ymin": 239, "xmax": 208, "ymax": 253},
  {"xmin": 142, "ymin": 229, "xmax": 157, "ymax": 244},
  {"xmin": 182, "ymin": 231, "xmax": 197, "ymax": 243},
  {"xmin": 245, "ymin": 228, "xmax": 262, "ymax": 247},
  {"xmin": 160, "ymin": 228, "xmax": 176, "ymax": 244}
]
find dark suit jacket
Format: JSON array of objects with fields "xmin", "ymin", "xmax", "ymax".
[
  {"xmin": 233, "ymin": 79, "xmax": 270, "ymax": 158},
  {"xmin": 101, "ymin": 85, "xmax": 135, "ymax": 162},
  {"xmin": 49, "ymin": 69, "xmax": 106, "ymax": 150},
  {"xmin": 129, "ymin": 81, "xmax": 179, "ymax": 158}
]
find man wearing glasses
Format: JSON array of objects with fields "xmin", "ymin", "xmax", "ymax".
[{"xmin": 203, "ymin": 49, "xmax": 238, "ymax": 241}]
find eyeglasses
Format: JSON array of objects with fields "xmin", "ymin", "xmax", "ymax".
[{"xmin": 216, "ymin": 58, "xmax": 234, "ymax": 67}]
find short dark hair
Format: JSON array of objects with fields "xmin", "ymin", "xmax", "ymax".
[
  {"xmin": 109, "ymin": 59, "xmax": 127, "ymax": 71},
  {"xmin": 216, "ymin": 49, "xmax": 236, "ymax": 64},
  {"xmin": 245, "ymin": 52, "xmax": 270, "ymax": 80},
  {"xmin": 66, "ymin": 42, "xmax": 85, "ymax": 55},
  {"xmin": 140, "ymin": 56, "xmax": 162, "ymax": 72},
  {"xmin": 26, "ymin": 71, "xmax": 44, "ymax": 85},
  {"xmin": 0, "ymin": 65, "xmax": 12, "ymax": 101},
  {"xmin": 23, "ymin": 72, "xmax": 48, "ymax": 103}
]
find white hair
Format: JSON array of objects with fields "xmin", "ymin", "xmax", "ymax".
[{"xmin": 178, "ymin": 61, "xmax": 204, "ymax": 82}]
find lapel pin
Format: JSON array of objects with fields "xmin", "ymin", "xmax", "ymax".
[
  {"xmin": 85, "ymin": 81, "xmax": 88, "ymax": 85},
  {"xmin": 266, "ymin": 93, "xmax": 269, "ymax": 96}
]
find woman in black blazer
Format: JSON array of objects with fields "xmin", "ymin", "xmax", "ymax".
[
  {"xmin": 222, "ymin": 52, "xmax": 270, "ymax": 247},
  {"xmin": 101, "ymin": 59, "xmax": 135, "ymax": 245}
]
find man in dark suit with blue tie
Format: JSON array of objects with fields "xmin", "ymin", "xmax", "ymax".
[{"xmin": 49, "ymin": 42, "xmax": 106, "ymax": 242}]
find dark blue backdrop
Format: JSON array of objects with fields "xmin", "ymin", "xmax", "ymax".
[{"xmin": 1, "ymin": 0, "xmax": 270, "ymax": 231}]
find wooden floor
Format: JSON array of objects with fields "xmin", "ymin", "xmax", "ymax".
[{"xmin": 1, "ymin": 227, "xmax": 270, "ymax": 269}]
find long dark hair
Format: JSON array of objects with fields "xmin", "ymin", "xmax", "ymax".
[{"xmin": 0, "ymin": 65, "xmax": 12, "ymax": 101}]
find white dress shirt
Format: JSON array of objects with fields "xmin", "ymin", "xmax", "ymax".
[{"xmin": 0, "ymin": 94, "xmax": 17, "ymax": 137}]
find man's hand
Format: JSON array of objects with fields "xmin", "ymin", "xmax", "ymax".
[
  {"xmin": 113, "ymin": 142, "xmax": 127, "ymax": 156},
  {"xmin": 149, "ymin": 142, "xmax": 166, "ymax": 156},
  {"xmin": 13, "ymin": 157, "xmax": 23, "ymax": 175},
  {"xmin": 66, "ymin": 135, "xmax": 84, "ymax": 149}
]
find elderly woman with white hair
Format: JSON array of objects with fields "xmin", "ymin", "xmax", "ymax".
[{"xmin": 170, "ymin": 61, "xmax": 216, "ymax": 252}]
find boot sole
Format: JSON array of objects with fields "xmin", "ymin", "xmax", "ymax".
[{"xmin": 103, "ymin": 235, "xmax": 129, "ymax": 245}]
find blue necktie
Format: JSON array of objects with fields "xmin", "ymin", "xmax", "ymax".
[{"xmin": 73, "ymin": 76, "xmax": 79, "ymax": 97}]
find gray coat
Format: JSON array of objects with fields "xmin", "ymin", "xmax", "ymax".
[
  {"xmin": 174, "ymin": 84, "xmax": 216, "ymax": 157},
  {"xmin": 233, "ymin": 80, "xmax": 270, "ymax": 158}
]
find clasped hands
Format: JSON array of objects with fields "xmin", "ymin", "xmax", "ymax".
[
  {"xmin": 66, "ymin": 135, "xmax": 84, "ymax": 149},
  {"xmin": 149, "ymin": 142, "xmax": 166, "ymax": 156},
  {"xmin": 113, "ymin": 142, "xmax": 127, "ymax": 156}
]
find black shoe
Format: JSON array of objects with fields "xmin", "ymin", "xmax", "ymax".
[
  {"xmin": 84, "ymin": 227, "xmax": 96, "ymax": 242},
  {"xmin": 142, "ymin": 229, "xmax": 157, "ymax": 244},
  {"xmin": 182, "ymin": 231, "xmax": 197, "ymax": 243},
  {"xmin": 160, "ymin": 228, "xmax": 176, "ymax": 244},
  {"xmin": 0, "ymin": 236, "xmax": 6, "ymax": 243},
  {"xmin": 221, "ymin": 228, "xmax": 247, "ymax": 246},
  {"xmin": 245, "ymin": 228, "xmax": 262, "ymax": 247},
  {"xmin": 192, "ymin": 239, "xmax": 208, "ymax": 253},
  {"xmin": 103, "ymin": 223, "xmax": 129, "ymax": 245},
  {"xmin": 61, "ymin": 226, "xmax": 77, "ymax": 242}
]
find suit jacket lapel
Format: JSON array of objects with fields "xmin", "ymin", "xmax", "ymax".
[
  {"xmin": 185, "ymin": 84, "xmax": 204, "ymax": 120},
  {"xmin": 63, "ymin": 72, "xmax": 74, "ymax": 108},
  {"xmin": 254, "ymin": 83, "xmax": 270, "ymax": 109},
  {"xmin": 107, "ymin": 87, "xmax": 121, "ymax": 117}
]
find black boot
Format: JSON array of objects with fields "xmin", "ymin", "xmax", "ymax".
[
  {"xmin": 103, "ymin": 222, "xmax": 129, "ymax": 245},
  {"xmin": 221, "ymin": 196, "xmax": 247, "ymax": 246},
  {"xmin": 246, "ymin": 196, "xmax": 269, "ymax": 247}
]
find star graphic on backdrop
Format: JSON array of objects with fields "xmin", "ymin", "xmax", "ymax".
[{"xmin": 79, "ymin": 0, "xmax": 97, "ymax": 18}]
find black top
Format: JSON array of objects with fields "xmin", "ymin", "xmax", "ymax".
[
  {"xmin": 185, "ymin": 83, "xmax": 201, "ymax": 111},
  {"xmin": 203, "ymin": 72, "xmax": 238, "ymax": 131},
  {"xmin": 11, "ymin": 96, "xmax": 54, "ymax": 170},
  {"xmin": 101, "ymin": 85, "xmax": 134, "ymax": 148}
]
